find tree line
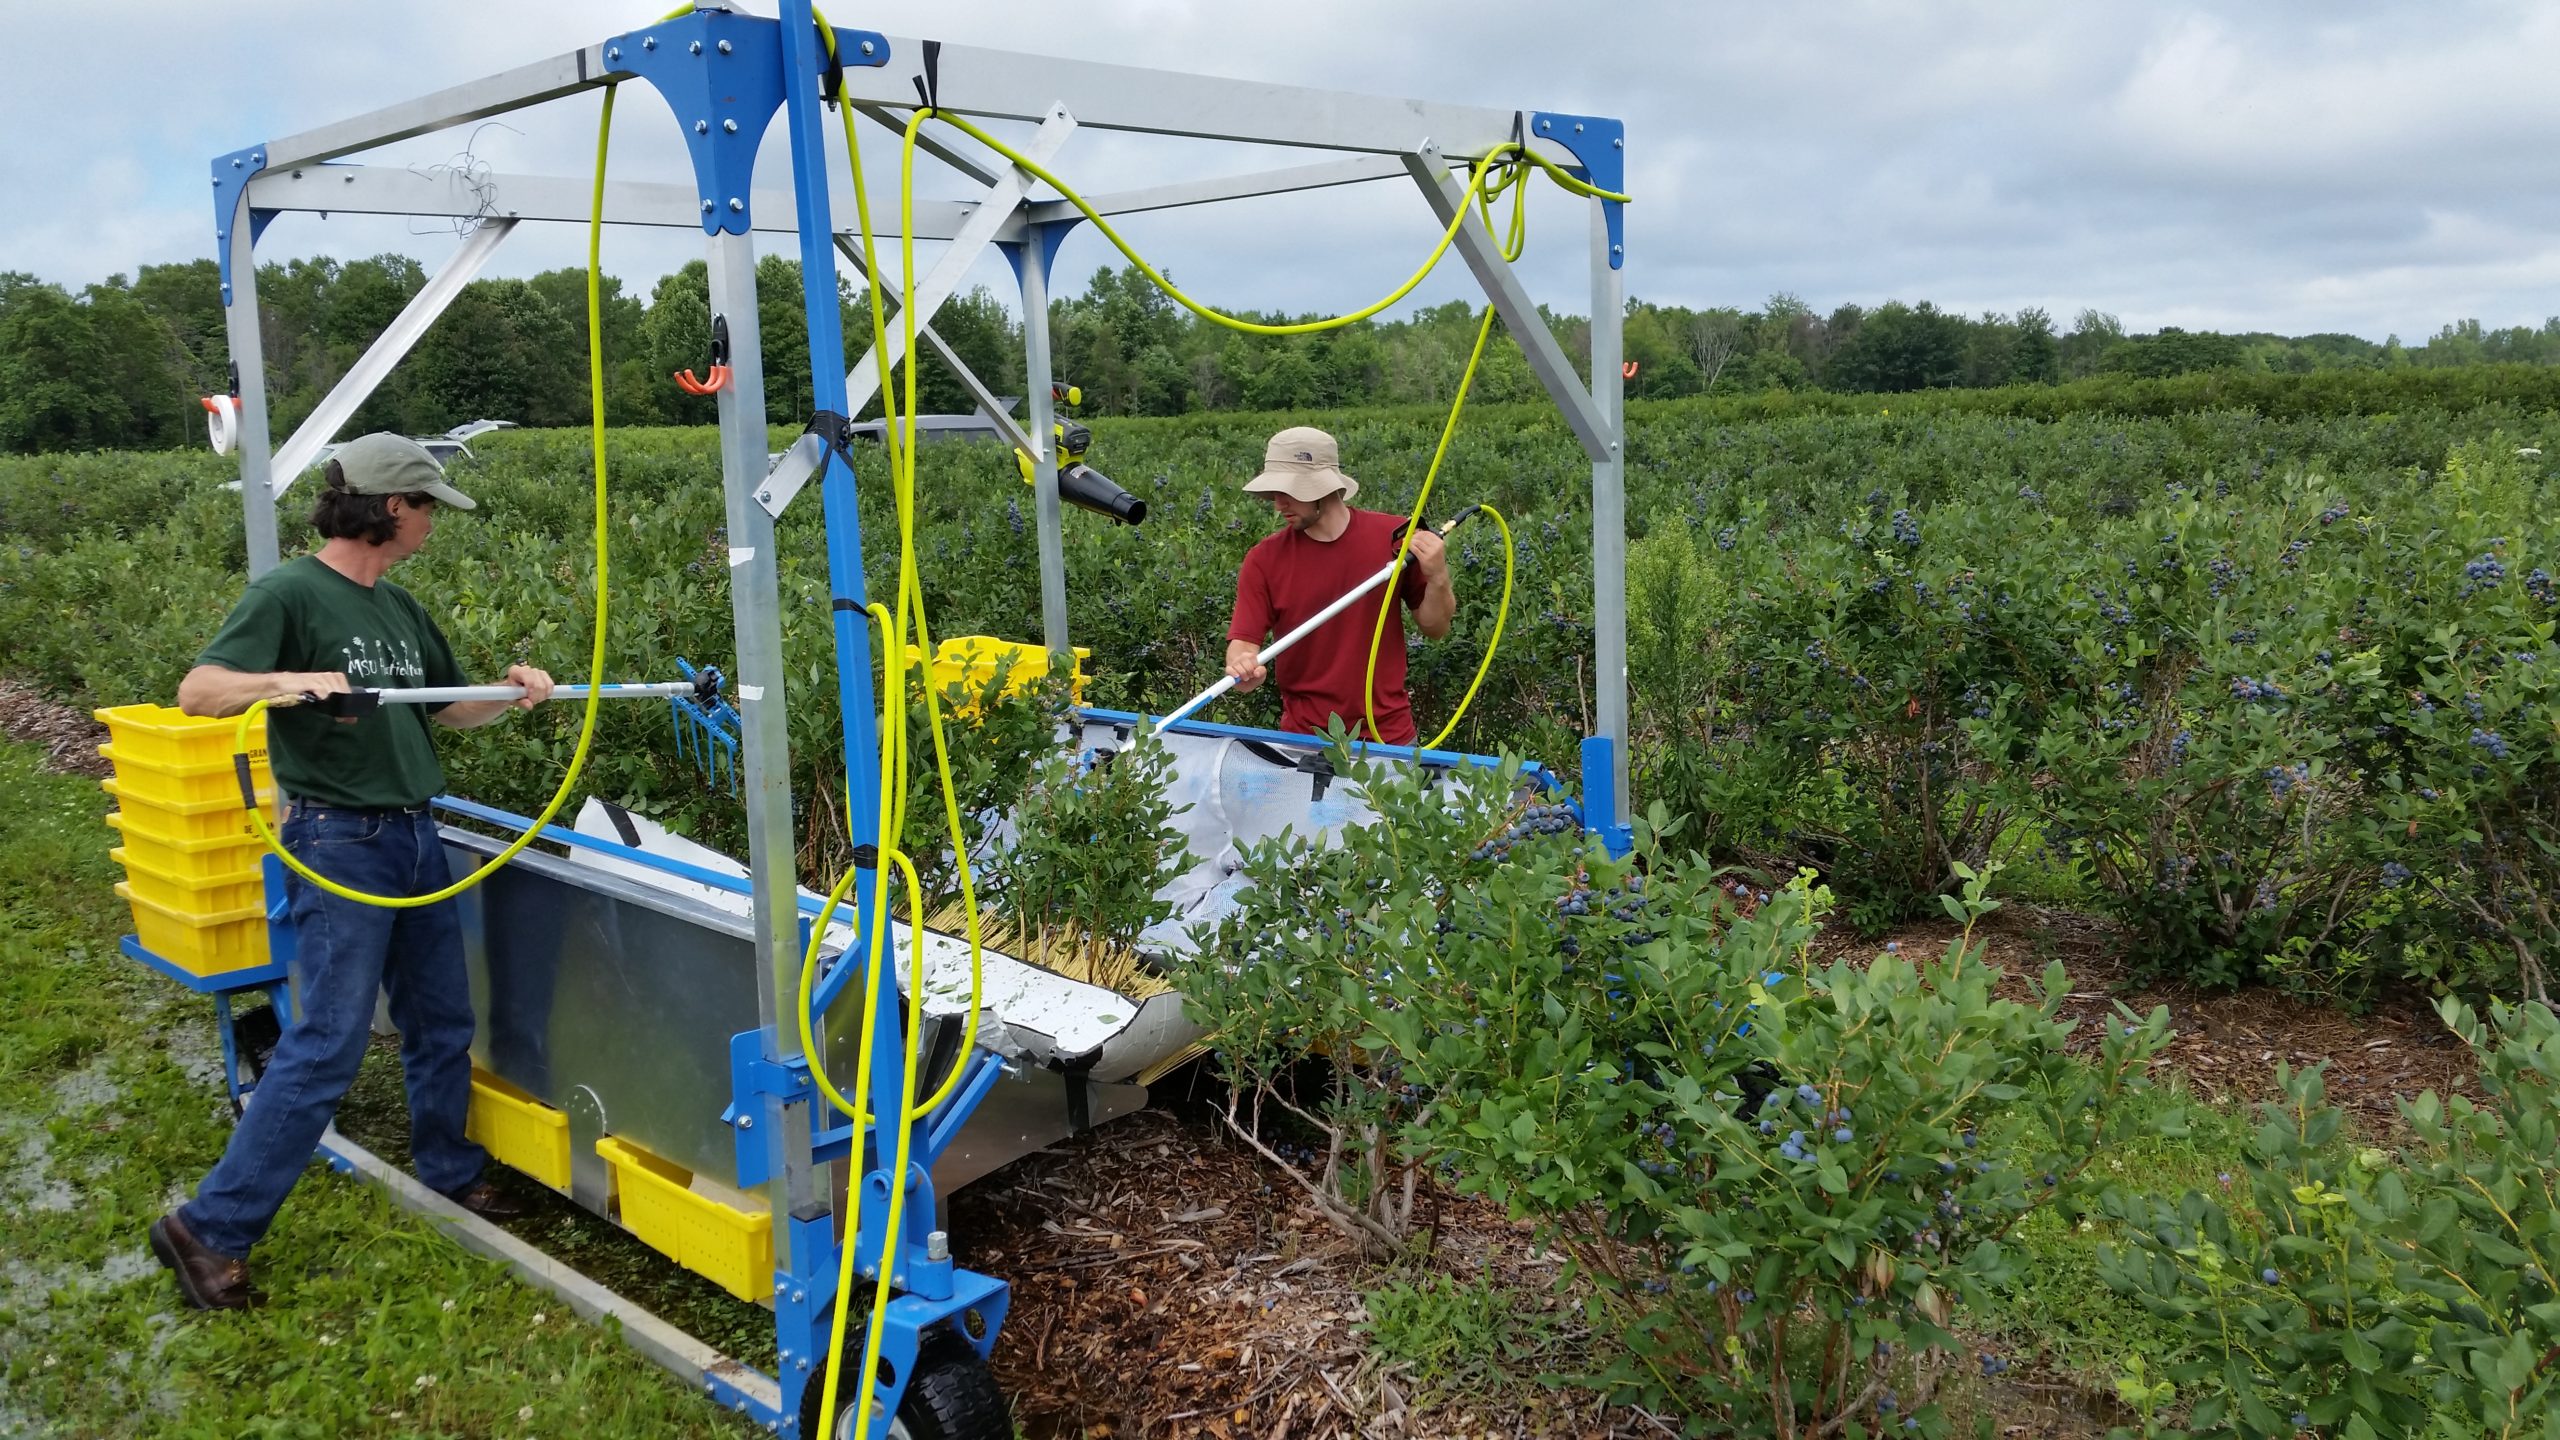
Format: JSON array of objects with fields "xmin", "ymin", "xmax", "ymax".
[{"xmin": 5, "ymin": 252, "xmax": 2559, "ymax": 454}]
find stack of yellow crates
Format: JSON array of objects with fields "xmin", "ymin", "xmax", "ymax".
[{"xmin": 93, "ymin": 704, "xmax": 277, "ymax": 977}]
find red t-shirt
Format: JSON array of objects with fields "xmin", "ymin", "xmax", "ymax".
[{"xmin": 1228, "ymin": 508, "xmax": 1430, "ymax": 745}]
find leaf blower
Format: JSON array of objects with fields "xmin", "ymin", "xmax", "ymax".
[{"xmin": 1012, "ymin": 384, "xmax": 1145, "ymax": 524}]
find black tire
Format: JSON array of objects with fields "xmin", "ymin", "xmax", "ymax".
[
  {"xmin": 800, "ymin": 1326, "xmax": 1013, "ymax": 1440},
  {"xmin": 234, "ymin": 1001, "xmax": 283, "ymax": 1080}
]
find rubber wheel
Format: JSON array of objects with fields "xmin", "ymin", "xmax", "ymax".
[
  {"xmin": 234, "ymin": 1001, "xmax": 283, "ymax": 1081},
  {"xmin": 802, "ymin": 1327, "xmax": 1013, "ymax": 1440}
]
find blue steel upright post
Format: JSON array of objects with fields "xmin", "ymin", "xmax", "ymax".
[{"xmin": 770, "ymin": 5, "xmax": 1013, "ymax": 1433}]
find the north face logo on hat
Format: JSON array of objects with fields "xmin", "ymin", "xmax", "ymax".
[{"xmin": 1296, "ymin": 451, "xmax": 1315, "ymax": 461}]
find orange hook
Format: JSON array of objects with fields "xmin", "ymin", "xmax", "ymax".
[{"xmin": 675, "ymin": 314, "xmax": 732, "ymax": 395}]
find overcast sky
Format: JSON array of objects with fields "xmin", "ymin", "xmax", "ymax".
[{"xmin": 12, "ymin": 1, "xmax": 2560, "ymax": 342}]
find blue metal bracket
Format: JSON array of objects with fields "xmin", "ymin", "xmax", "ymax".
[
  {"xmin": 764, "ymin": 1135, "xmax": 1011, "ymax": 1436},
  {"xmin": 600, "ymin": 11, "xmax": 786, "ymax": 235},
  {"xmin": 726, "ymin": 1027, "xmax": 815, "ymax": 1189},
  {"xmin": 854, "ymin": 1160, "xmax": 953, "ymax": 1299},
  {"xmin": 771, "ymin": 1272, "xmax": 1009, "ymax": 1439},
  {"xmin": 600, "ymin": 10, "xmax": 891, "ymax": 236},
  {"xmin": 705, "ymin": 1365, "xmax": 779, "ymax": 1430},
  {"xmin": 1525, "ymin": 111, "xmax": 1625, "ymax": 269},
  {"xmin": 1580, "ymin": 734, "xmax": 1634, "ymax": 857},
  {"xmin": 210, "ymin": 144, "xmax": 277, "ymax": 305},
  {"xmin": 998, "ymin": 220, "xmax": 1081, "ymax": 291}
]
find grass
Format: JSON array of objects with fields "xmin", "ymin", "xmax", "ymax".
[
  {"xmin": 1358, "ymin": 1266, "xmax": 1576, "ymax": 1405},
  {"xmin": 0, "ymin": 740, "xmax": 757, "ymax": 1438},
  {"xmin": 1974, "ymin": 1079, "xmax": 2263, "ymax": 1380}
]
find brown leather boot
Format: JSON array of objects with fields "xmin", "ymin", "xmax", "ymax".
[
  {"xmin": 447, "ymin": 1180, "xmax": 527, "ymax": 1222},
  {"xmin": 149, "ymin": 1211, "xmax": 257, "ymax": 1311}
]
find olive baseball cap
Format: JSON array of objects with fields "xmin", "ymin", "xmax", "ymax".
[
  {"xmin": 1243, "ymin": 425, "xmax": 1358, "ymax": 503},
  {"xmin": 329, "ymin": 433, "xmax": 477, "ymax": 510}
]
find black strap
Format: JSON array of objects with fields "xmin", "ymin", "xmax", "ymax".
[
  {"xmin": 911, "ymin": 39, "xmax": 941, "ymax": 111},
  {"xmin": 1063, "ymin": 1058, "xmax": 1093, "ymax": 1132},
  {"xmin": 817, "ymin": 22, "xmax": 846, "ymax": 103},
  {"xmin": 917, "ymin": 1014, "xmax": 964, "ymax": 1106},
  {"xmin": 603, "ymin": 801, "xmax": 642, "ymax": 848}
]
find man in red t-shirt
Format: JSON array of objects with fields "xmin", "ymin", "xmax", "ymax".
[{"xmin": 1225, "ymin": 426, "xmax": 1455, "ymax": 745}]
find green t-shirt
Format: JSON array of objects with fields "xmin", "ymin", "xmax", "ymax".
[{"xmin": 195, "ymin": 556, "xmax": 468, "ymax": 810}]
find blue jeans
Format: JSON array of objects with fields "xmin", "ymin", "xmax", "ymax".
[{"xmin": 180, "ymin": 807, "xmax": 489, "ymax": 1257}]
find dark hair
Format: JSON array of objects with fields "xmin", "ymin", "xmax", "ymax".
[{"xmin": 309, "ymin": 459, "xmax": 400, "ymax": 544}]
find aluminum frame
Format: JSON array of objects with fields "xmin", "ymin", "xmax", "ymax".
[
  {"xmin": 784, "ymin": 104, "xmax": 1079, "ymax": 519},
  {"xmin": 268, "ymin": 217, "xmax": 519, "ymax": 500},
  {"xmin": 204, "ymin": 8, "xmax": 1628, "ymax": 1434}
]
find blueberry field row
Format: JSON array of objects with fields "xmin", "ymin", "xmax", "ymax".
[{"xmin": 3, "ymin": 372, "xmax": 2555, "ymax": 996}]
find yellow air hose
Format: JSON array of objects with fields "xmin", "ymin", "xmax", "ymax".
[
  {"xmin": 922, "ymin": 113, "xmax": 1619, "ymax": 753},
  {"xmin": 801, "ymin": 90, "xmax": 1628, "ymax": 1435},
  {"xmin": 805, "ymin": 17, "xmax": 1000, "ymax": 1433},
  {"xmin": 1362, "ymin": 164, "xmax": 1532, "ymax": 751},
  {"xmin": 228, "ymin": 84, "xmax": 629, "ymax": 907}
]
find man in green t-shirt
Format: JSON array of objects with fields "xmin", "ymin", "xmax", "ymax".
[{"xmin": 150, "ymin": 433, "xmax": 554, "ymax": 1311}]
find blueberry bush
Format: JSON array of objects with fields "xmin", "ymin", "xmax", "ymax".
[
  {"xmin": 1187, "ymin": 749, "xmax": 2168, "ymax": 1436},
  {"xmin": 2097, "ymin": 997, "xmax": 2560, "ymax": 1439}
]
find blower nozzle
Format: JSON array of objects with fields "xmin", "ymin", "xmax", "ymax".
[
  {"xmin": 1017, "ymin": 416, "xmax": 1147, "ymax": 525},
  {"xmin": 1058, "ymin": 461, "xmax": 1146, "ymax": 525}
]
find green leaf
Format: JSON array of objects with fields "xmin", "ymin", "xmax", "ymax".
[{"xmin": 2494, "ymin": 1332, "xmax": 2535, "ymax": 1392}]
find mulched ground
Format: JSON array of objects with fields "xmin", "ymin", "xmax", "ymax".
[
  {"xmin": 7, "ymin": 682, "xmax": 2477, "ymax": 1437},
  {"xmin": 956, "ymin": 1096, "xmax": 1646, "ymax": 1439},
  {"xmin": 1819, "ymin": 905, "xmax": 2480, "ymax": 1127},
  {"xmin": 0, "ymin": 679, "xmax": 110, "ymax": 778},
  {"xmin": 956, "ymin": 1083, "xmax": 2144, "ymax": 1439}
]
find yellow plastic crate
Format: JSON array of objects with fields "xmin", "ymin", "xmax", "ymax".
[
  {"xmin": 99, "ymin": 778, "xmax": 277, "ymax": 838},
  {"xmin": 93, "ymin": 703, "xmax": 266, "ymax": 772},
  {"xmin": 928, "ymin": 635, "xmax": 1090, "ymax": 714},
  {"xmin": 104, "ymin": 811, "xmax": 265, "ymax": 883},
  {"xmin": 110, "ymin": 848, "xmax": 265, "ymax": 917},
  {"xmin": 96, "ymin": 744, "xmax": 272, "ymax": 810},
  {"xmin": 596, "ymin": 1135, "xmax": 772, "ymax": 1302},
  {"xmin": 115, "ymin": 882, "xmax": 269, "ymax": 976},
  {"xmin": 467, "ymin": 1070, "xmax": 572, "ymax": 1192}
]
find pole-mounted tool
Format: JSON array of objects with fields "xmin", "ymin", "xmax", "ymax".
[
  {"xmin": 1150, "ymin": 506, "xmax": 1486, "ymax": 733},
  {"xmin": 237, "ymin": 667, "xmax": 737, "ymax": 806}
]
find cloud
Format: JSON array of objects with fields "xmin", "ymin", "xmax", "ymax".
[{"xmin": 7, "ymin": 1, "xmax": 2559, "ymax": 342}]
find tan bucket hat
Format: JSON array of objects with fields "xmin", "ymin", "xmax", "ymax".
[{"xmin": 1243, "ymin": 426, "xmax": 1359, "ymax": 503}]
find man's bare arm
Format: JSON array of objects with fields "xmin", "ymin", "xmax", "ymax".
[
  {"xmin": 1224, "ymin": 638, "xmax": 1268, "ymax": 694},
  {"xmin": 1407, "ymin": 529, "xmax": 1456, "ymax": 640},
  {"xmin": 434, "ymin": 664, "xmax": 556, "ymax": 729},
  {"xmin": 177, "ymin": 665, "xmax": 349, "ymax": 719}
]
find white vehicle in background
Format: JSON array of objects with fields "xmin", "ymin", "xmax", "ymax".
[
  {"xmin": 211, "ymin": 418, "xmax": 518, "ymax": 479},
  {"xmin": 318, "ymin": 419, "xmax": 516, "ymax": 470}
]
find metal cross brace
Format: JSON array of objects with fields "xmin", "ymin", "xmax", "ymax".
[
  {"xmin": 832, "ymin": 234, "xmax": 1040, "ymax": 458},
  {"xmin": 1402, "ymin": 144, "xmax": 1613, "ymax": 462},
  {"xmin": 757, "ymin": 102, "xmax": 1079, "ymax": 519},
  {"xmin": 265, "ymin": 217, "xmax": 519, "ymax": 495}
]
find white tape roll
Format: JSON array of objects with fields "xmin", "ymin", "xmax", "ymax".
[{"xmin": 202, "ymin": 395, "xmax": 239, "ymax": 456}]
